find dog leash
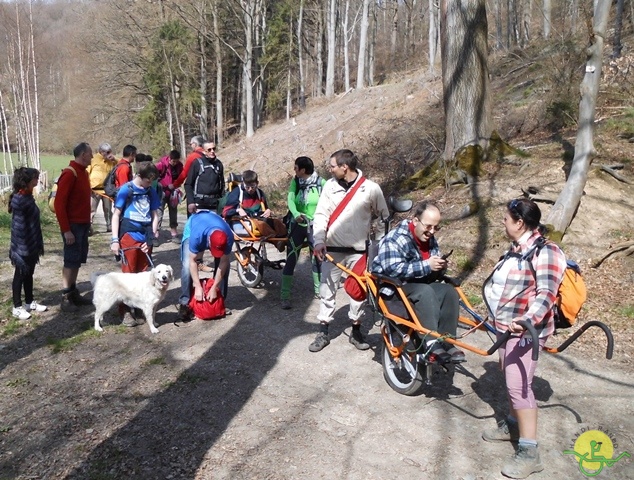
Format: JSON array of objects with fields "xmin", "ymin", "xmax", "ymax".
[{"xmin": 117, "ymin": 246, "xmax": 155, "ymax": 268}]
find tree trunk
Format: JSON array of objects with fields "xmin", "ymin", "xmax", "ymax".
[
  {"xmin": 390, "ymin": 0, "xmax": 398, "ymax": 66},
  {"xmin": 368, "ymin": 4, "xmax": 376, "ymax": 86},
  {"xmin": 522, "ymin": 0, "xmax": 532, "ymax": 47},
  {"xmin": 316, "ymin": 7, "xmax": 324, "ymax": 96},
  {"xmin": 429, "ymin": 0, "xmax": 439, "ymax": 72},
  {"xmin": 242, "ymin": 0, "xmax": 255, "ymax": 138},
  {"xmin": 342, "ymin": 0, "xmax": 350, "ymax": 91},
  {"xmin": 297, "ymin": 0, "xmax": 306, "ymax": 109},
  {"xmin": 198, "ymin": 32, "xmax": 209, "ymax": 138},
  {"xmin": 212, "ymin": 0, "xmax": 224, "ymax": 144},
  {"xmin": 440, "ymin": 0, "xmax": 491, "ymax": 161},
  {"xmin": 494, "ymin": 0, "xmax": 503, "ymax": 50},
  {"xmin": 543, "ymin": 0, "xmax": 551, "ymax": 39},
  {"xmin": 356, "ymin": 0, "xmax": 371, "ymax": 89},
  {"xmin": 325, "ymin": 0, "xmax": 337, "ymax": 97},
  {"xmin": 612, "ymin": 0, "xmax": 624, "ymax": 58},
  {"xmin": 545, "ymin": 0, "xmax": 611, "ymax": 237}
]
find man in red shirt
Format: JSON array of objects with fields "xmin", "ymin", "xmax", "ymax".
[
  {"xmin": 114, "ymin": 144, "xmax": 137, "ymax": 190},
  {"xmin": 54, "ymin": 142, "xmax": 94, "ymax": 312},
  {"xmin": 171, "ymin": 136, "xmax": 206, "ymax": 205}
]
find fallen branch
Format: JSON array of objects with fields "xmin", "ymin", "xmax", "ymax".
[
  {"xmin": 521, "ymin": 187, "xmax": 558, "ymax": 204},
  {"xmin": 591, "ymin": 241, "xmax": 634, "ymax": 268},
  {"xmin": 597, "ymin": 164, "xmax": 632, "ymax": 184}
]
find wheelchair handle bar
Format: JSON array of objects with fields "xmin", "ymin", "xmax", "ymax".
[
  {"xmin": 486, "ymin": 320, "xmax": 539, "ymax": 361},
  {"xmin": 547, "ymin": 320, "xmax": 614, "ymax": 359}
]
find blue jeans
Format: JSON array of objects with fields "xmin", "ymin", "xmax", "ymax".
[{"xmin": 179, "ymin": 238, "xmax": 228, "ymax": 306}]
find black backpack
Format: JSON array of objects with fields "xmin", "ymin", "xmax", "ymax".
[
  {"xmin": 192, "ymin": 156, "xmax": 224, "ymax": 208},
  {"xmin": 103, "ymin": 162, "xmax": 129, "ymax": 199}
]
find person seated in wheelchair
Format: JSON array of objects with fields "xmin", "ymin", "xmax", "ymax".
[
  {"xmin": 370, "ymin": 201, "xmax": 465, "ymax": 364},
  {"xmin": 221, "ymin": 169, "xmax": 287, "ymax": 252}
]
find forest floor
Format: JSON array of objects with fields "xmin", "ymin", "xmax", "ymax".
[{"xmin": 1, "ymin": 54, "xmax": 634, "ymax": 479}]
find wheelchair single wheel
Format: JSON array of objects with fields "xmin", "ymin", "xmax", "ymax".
[
  {"xmin": 381, "ymin": 338, "xmax": 424, "ymax": 396},
  {"xmin": 236, "ymin": 247, "xmax": 264, "ymax": 288}
]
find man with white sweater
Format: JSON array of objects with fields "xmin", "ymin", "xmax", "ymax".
[{"xmin": 309, "ymin": 149, "xmax": 388, "ymax": 352}]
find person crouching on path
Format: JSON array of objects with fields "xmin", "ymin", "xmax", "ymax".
[
  {"xmin": 9, "ymin": 167, "xmax": 47, "ymax": 320},
  {"xmin": 110, "ymin": 161, "xmax": 161, "ymax": 327},
  {"xmin": 176, "ymin": 211, "xmax": 234, "ymax": 323}
]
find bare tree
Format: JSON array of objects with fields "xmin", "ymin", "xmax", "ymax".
[
  {"xmin": 440, "ymin": 0, "xmax": 491, "ymax": 161},
  {"xmin": 543, "ymin": 0, "xmax": 551, "ymax": 39},
  {"xmin": 546, "ymin": 0, "xmax": 611, "ymax": 236},
  {"xmin": 612, "ymin": 0, "xmax": 625, "ymax": 58},
  {"xmin": 297, "ymin": 0, "xmax": 306, "ymax": 109},
  {"xmin": 356, "ymin": 0, "xmax": 371, "ymax": 89},
  {"xmin": 429, "ymin": 0, "xmax": 439, "ymax": 72},
  {"xmin": 325, "ymin": 0, "xmax": 337, "ymax": 97}
]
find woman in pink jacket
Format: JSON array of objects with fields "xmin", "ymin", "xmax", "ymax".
[{"xmin": 155, "ymin": 150, "xmax": 183, "ymax": 240}]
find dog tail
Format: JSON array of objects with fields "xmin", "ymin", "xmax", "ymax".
[{"xmin": 90, "ymin": 271, "xmax": 108, "ymax": 288}]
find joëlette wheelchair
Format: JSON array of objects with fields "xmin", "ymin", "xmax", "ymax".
[
  {"xmin": 327, "ymin": 197, "xmax": 614, "ymax": 396},
  {"xmin": 227, "ymin": 215, "xmax": 288, "ymax": 288}
]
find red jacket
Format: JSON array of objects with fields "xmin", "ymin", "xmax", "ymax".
[
  {"xmin": 115, "ymin": 158, "xmax": 133, "ymax": 188},
  {"xmin": 173, "ymin": 147, "xmax": 205, "ymax": 189},
  {"xmin": 55, "ymin": 161, "xmax": 91, "ymax": 232}
]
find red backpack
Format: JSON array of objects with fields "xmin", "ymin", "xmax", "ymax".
[{"xmin": 189, "ymin": 278, "xmax": 226, "ymax": 320}]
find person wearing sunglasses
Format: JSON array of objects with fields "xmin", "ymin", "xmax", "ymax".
[
  {"xmin": 481, "ymin": 198, "xmax": 566, "ymax": 478},
  {"xmin": 371, "ymin": 201, "xmax": 465, "ymax": 364},
  {"xmin": 87, "ymin": 143, "xmax": 117, "ymax": 234}
]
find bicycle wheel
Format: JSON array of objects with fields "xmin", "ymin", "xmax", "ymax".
[
  {"xmin": 381, "ymin": 333, "xmax": 424, "ymax": 396},
  {"xmin": 236, "ymin": 246, "xmax": 264, "ymax": 288}
]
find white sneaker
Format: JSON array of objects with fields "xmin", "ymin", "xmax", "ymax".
[
  {"xmin": 28, "ymin": 301, "xmax": 48, "ymax": 313},
  {"xmin": 12, "ymin": 306, "xmax": 32, "ymax": 320}
]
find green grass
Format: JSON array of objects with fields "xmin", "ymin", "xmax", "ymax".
[
  {"xmin": 617, "ymin": 305, "xmax": 634, "ymax": 319},
  {"xmin": 0, "ymin": 197, "xmax": 62, "ymax": 248},
  {"xmin": 6, "ymin": 377, "xmax": 29, "ymax": 388},
  {"xmin": 1, "ymin": 153, "xmax": 70, "ymax": 177},
  {"xmin": 46, "ymin": 325, "xmax": 101, "ymax": 353},
  {"xmin": 146, "ymin": 356, "xmax": 166, "ymax": 366}
]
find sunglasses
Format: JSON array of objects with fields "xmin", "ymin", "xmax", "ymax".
[{"xmin": 207, "ymin": 147, "xmax": 216, "ymax": 152}]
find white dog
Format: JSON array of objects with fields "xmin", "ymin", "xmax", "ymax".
[{"xmin": 93, "ymin": 264, "xmax": 174, "ymax": 334}]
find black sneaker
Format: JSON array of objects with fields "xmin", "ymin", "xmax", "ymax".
[
  {"xmin": 70, "ymin": 288, "xmax": 93, "ymax": 306},
  {"xmin": 446, "ymin": 346, "xmax": 467, "ymax": 363},
  {"xmin": 177, "ymin": 304, "xmax": 193, "ymax": 323},
  {"xmin": 309, "ymin": 332, "xmax": 330, "ymax": 352},
  {"xmin": 349, "ymin": 328, "xmax": 370, "ymax": 350}
]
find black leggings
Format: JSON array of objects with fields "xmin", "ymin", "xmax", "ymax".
[
  {"xmin": 282, "ymin": 222, "xmax": 321, "ymax": 277},
  {"xmin": 12, "ymin": 255, "xmax": 38, "ymax": 307}
]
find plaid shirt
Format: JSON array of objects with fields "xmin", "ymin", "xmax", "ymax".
[
  {"xmin": 483, "ymin": 230, "xmax": 567, "ymax": 338},
  {"xmin": 370, "ymin": 220, "xmax": 441, "ymax": 295}
]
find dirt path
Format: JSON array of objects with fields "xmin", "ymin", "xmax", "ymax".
[{"xmin": 1, "ymin": 211, "xmax": 632, "ymax": 479}]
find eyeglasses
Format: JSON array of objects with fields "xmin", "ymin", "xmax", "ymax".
[
  {"xmin": 103, "ymin": 150, "xmax": 112, "ymax": 154},
  {"xmin": 207, "ymin": 147, "xmax": 216, "ymax": 152},
  {"xmin": 415, "ymin": 217, "xmax": 442, "ymax": 232},
  {"xmin": 244, "ymin": 183, "xmax": 258, "ymax": 189}
]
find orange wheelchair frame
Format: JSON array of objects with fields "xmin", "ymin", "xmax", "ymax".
[
  {"xmin": 326, "ymin": 199, "xmax": 614, "ymax": 396},
  {"xmin": 228, "ymin": 216, "xmax": 288, "ymax": 288}
]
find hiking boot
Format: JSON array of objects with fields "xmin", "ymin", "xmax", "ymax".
[
  {"xmin": 122, "ymin": 312, "xmax": 140, "ymax": 327},
  {"xmin": 349, "ymin": 328, "xmax": 370, "ymax": 350},
  {"xmin": 70, "ymin": 288, "xmax": 92, "ymax": 306},
  {"xmin": 482, "ymin": 419, "xmax": 520, "ymax": 443},
  {"xmin": 309, "ymin": 332, "xmax": 330, "ymax": 352},
  {"xmin": 446, "ymin": 346, "xmax": 466, "ymax": 363},
  {"xmin": 177, "ymin": 304, "xmax": 193, "ymax": 323},
  {"xmin": 280, "ymin": 299, "xmax": 291, "ymax": 310},
  {"xmin": 27, "ymin": 301, "xmax": 48, "ymax": 313},
  {"xmin": 501, "ymin": 445, "xmax": 544, "ymax": 479},
  {"xmin": 60, "ymin": 293, "xmax": 79, "ymax": 313},
  {"xmin": 12, "ymin": 306, "xmax": 32, "ymax": 321}
]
